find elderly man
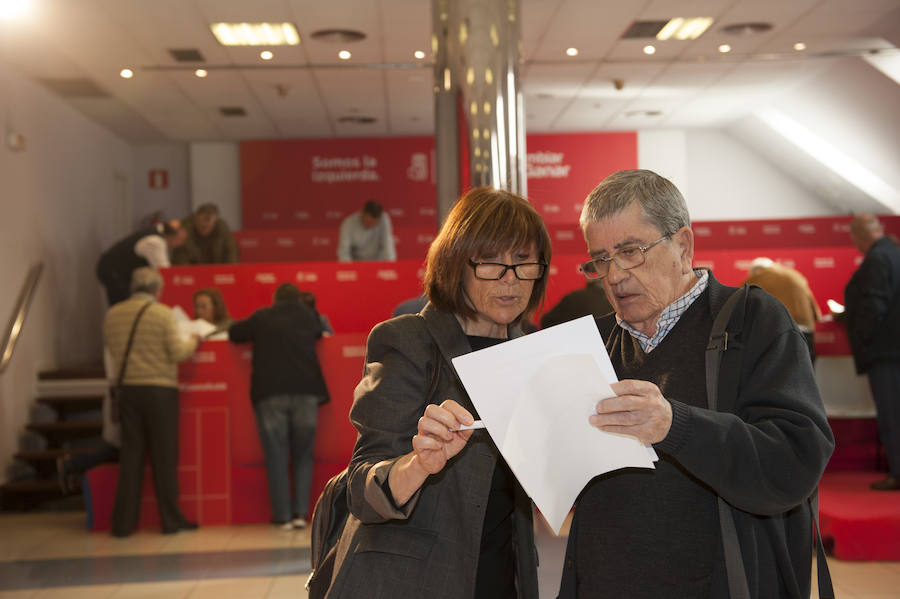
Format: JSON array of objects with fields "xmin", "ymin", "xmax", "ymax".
[
  {"xmin": 558, "ymin": 170, "xmax": 833, "ymax": 599},
  {"xmin": 336, "ymin": 200, "xmax": 397, "ymax": 262},
  {"xmin": 845, "ymin": 213, "xmax": 900, "ymax": 491},
  {"xmin": 104, "ymin": 267, "xmax": 199, "ymax": 536},
  {"xmin": 745, "ymin": 257, "xmax": 822, "ymax": 362},
  {"xmin": 171, "ymin": 203, "xmax": 239, "ymax": 264}
]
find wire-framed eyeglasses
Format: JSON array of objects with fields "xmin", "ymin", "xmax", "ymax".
[
  {"xmin": 579, "ymin": 235, "xmax": 671, "ymax": 280},
  {"xmin": 468, "ymin": 260, "xmax": 546, "ymax": 280}
]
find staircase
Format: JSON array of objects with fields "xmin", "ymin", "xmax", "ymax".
[{"xmin": 0, "ymin": 368, "xmax": 107, "ymax": 510}]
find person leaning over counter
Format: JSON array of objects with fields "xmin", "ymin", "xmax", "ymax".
[{"xmin": 324, "ymin": 187, "xmax": 551, "ymax": 599}]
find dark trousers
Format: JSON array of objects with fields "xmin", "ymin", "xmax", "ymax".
[
  {"xmin": 868, "ymin": 361, "xmax": 900, "ymax": 477},
  {"xmin": 68, "ymin": 441, "xmax": 119, "ymax": 474},
  {"xmin": 111, "ymin": 385, "xmax": 184, "ymax": 536}
]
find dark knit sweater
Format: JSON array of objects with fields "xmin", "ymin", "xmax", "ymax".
[{"xmin": 573, "ymin": 288, "xmax": 723, "ymax": 598}]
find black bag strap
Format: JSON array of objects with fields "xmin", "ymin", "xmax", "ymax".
[
  {"xmin": 706, "ymin": 285, "xmax": 834, "ymax": 599},
  {"xmin": 116, "ymin": 301, "xmax": 153, "ymax": 386},
  {"xmin": 706, "ymin": 285, "xmax": 751, "ymax": 599}
]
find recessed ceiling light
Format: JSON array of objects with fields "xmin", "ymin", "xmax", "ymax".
[
  {"xmin": 210, "ymin": 22, "xmax": 300, "ymax": 46},
  {"xmin": 793, "ymin": 42, "xmax": 807, "ymax": 51},
  {"xmin": 657, "ymin": 17, "xmax": 713, "ymax": 41},
  {"xmin": 338, "ymin": 50, "xmax": 351, "ymax": 60},
  {"xmin": 119, "ymin": 68, "xmax": 134, "ymax": 79},
  {"xmin": 260, "ymin": 50, "xmax": 274, "ymax": 60},
  {"xmin": 718, "ymin": 44, "xmax": 731, "ymax": 53},
  {"xmin": 643, "ymin": 45, "xmax": 656, "ymax": 55},
  {"xmin": 195, "ymin": 69, "xmax": 208, "ymax": 78},
  {"xmin": 414, "ymin": 50, "xmax": 425, "ymax": 59},
  {"xmin": 566, "ymin": 47, "xmax": 578, "ymax": 57}
]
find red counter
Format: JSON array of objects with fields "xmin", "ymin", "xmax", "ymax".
[{"xmin": 85, "ymin": 336, "xmax": 364, "ymax": 530}]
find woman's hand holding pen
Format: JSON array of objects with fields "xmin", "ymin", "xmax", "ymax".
[{"xmin": 413, "ymin": 400, "xmax": 476, "ymax": 474}]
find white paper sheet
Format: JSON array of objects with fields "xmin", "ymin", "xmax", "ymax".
[
  {"xmin": 171, "ymin": 305, "xmax": 217, "ymax": 341},
  {"xmin": 451, "ymin": 315, "xmax": 656, "ymax": 534}
]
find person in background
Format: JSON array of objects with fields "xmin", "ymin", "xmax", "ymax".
[
  {"xmin": 96, "ymin": 220, "xmax": 186, "ymax": 306},
  {"xmin": 228, "ymin": 283, "xmax": 330, "ymax": 529},
  {"xmin": 193, "ymin": 287, "xmax": 233, "ymax": 336},
  {"xmin": 325, "ymin": 187, "xmax": 549, "ymax": 599},
  {"xmin": 104, "ymin": 267, "xmax": 200, "ymax": 537},
  {"xmin": 539, "ymin": 279, "xmax": 613, "ymax": 330},
  {"xmin": 336, "ymin": 200, "xmax": 397, "ymax": 262},
  {"xmin": 557, "ymin": 169, "xmax": 833, "ymax": 599},
  {"xmin": 391, "ymin": 293, "xmax": 428, "ymax": 317},
  {"xmin": 56, "ymin": 348, "xmax": 121, "ymax": 494},
  {"xmin": 744, "ymin": 257, "xmax": 822, "ymax": 363},
  {"xmin": 299, "ymin": 290, "xmax": 334, "ymax": 336},
  {"xmin": 171, "ymin": 203, "xmax": 239, "ymax": 264},
  {"xmin": 844, "ymin": 213, "xmax": 900, "ymax": 491}
]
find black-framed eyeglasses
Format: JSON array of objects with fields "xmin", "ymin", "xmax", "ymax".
[
  {"xmin": 468, "ymin": 259, "xmax": 546, "ymax": 281},
  {"xmin": 579, "ymin": 235, "xmax": 670, "ymax": 279}
]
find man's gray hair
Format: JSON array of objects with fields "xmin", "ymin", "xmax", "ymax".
[
  {"xmin": 579, "ymin": 169, "xmax": 691, "ymax": 236},
  {"xmin": 130, "ymin": 267, "xmax": 163, "ymax": 295}
]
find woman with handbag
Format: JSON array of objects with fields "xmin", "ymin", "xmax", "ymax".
[{"xmin": 324, "ymin": 187, "xmax": 551, "ymax": 599}]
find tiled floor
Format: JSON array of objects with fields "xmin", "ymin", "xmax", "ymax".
[{"xmin": 1, "ymin": 510, "xmax": 898, "ymax": 598}]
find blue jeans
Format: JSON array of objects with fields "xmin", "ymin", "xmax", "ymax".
[{"xmin": 254, "ymin": 394, "xmax": 320, "ymax": 523}]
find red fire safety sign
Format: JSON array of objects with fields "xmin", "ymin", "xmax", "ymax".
[{"xmin": 148, "ymin": 169, "xmax": 169, "ymax": 189}]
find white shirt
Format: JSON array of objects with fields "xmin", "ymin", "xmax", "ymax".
[
  {"xmin": 337, "ymin": 211, "xmax": 397, "ymax": 262},
  {"xmin": 134, "ymin": 235, "xmax": 170, "ymax": 268}
]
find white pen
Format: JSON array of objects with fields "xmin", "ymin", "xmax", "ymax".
[{"xmin": 451, "ymin": 420, "xmax": 486, "ymax": 432}]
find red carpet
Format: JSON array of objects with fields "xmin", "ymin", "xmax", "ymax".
[{"xmin": 818, "ymin": 471, "xmax": 900, "ymax": 561}]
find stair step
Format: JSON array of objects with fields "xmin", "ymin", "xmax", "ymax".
[
  {"xmin": 26, "ymin": 421, "xmax": 103, "ymax": 446},
  {"xmin": 0, "ymin": 479, "xmax": 76, "ymax": 510},
  {"xmin": 37, "ymin": 378, "xmax": 109, "ymax": 398},
  {"xmin": 37, "ymin": 395, "xmax": 104, "ymax": 416},
  {"xmin": 39, "ymin": 367, "xmax": 105, "ymax": 380},
  {"xmin": 14, "ymin": 447, "xmax": 95, "ymax": 463}
]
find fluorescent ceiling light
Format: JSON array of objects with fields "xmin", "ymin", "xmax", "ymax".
[
  {"xmin": 210, "ymin": 22, "xmax": 300, "ymax": 46},
  {"xmin": 757, "ymin": 108, "xmax": 900, "ymax": 213},
  {"xmin": 656, "ymin": 17, "xmax": 713, "ymax": 41}
]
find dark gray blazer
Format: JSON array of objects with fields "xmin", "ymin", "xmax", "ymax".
[{"xmin": 325, "ymin": 303, "xmax": 539, "ymax": 599}]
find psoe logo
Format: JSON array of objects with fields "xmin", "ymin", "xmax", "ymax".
[
  {"xmin": 213, "ymin": 274, "xmax": 235, "ymax": 285},
  {"xmin": 407, "ymin": 153, "xmax": 428, "ymax": 181},
  {"xmin": 255, "ymin": 273, "xmax": 276, "ymax": 284},
  {"xmin": 376, "ymin": 269, "xmax": 398, "ymax": 281},
  {"xmin": 173, "ymin": 275, "xmax": 195, "ymax": 285},
  {"xmin": 336, "ymin": 270, "xmax": 358, "ymax": 282},
  {"xmin": 296, "ymin": 272, "xmax": 319, "ymax": 283}
]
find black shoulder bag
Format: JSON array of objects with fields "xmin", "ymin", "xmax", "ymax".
[
  {"xmin": 305, "ymin": 324, "xmax": 444, "ymax": 599},
  {"xmin": 707, "ymin": 285, "xmax": 834, "ymax": 599},
  {"xmin": 109, "ymin": 301, "xmax": 153, "ymax": 423}
]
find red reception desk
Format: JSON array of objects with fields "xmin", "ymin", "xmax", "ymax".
[{"xmin": 85, "ymin": 336, "xmax": 364, "ymax": 531}]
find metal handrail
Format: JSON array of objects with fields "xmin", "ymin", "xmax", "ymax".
[{"xmin": 0, "ymin": 262, "xmax": 43, "ymax": 374}]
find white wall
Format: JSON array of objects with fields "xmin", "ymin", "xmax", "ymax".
[
  {"xmin": 0, "ymin": 63, "xmax": 132, "ymax": 483},
  {"xmin": 681, "ymin": 129, "xmax": 836, "ymax": 220},
  {"xmin": 190, "ymin": 142, "xmax": 241, "ymax": 230},
  {"xmin": 131, "ymin": 144, "xmax": 191, "ymax": 227}
]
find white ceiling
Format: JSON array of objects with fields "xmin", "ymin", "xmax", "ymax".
[{"xmin": 0, "ymin": 0, "xmax": 898, "ymax": 143}]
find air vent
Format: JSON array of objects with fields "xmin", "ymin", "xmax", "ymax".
[
  {"xmin": 721, "ymin": 22, "xmax": 773, "ymax": 36},
  {"xmin": 337, "ymin": 116, "xmax": 376, "ymax": 124},
  {"xmin": 38, "ymin": 78, "xmax": 109, "ymax": 98},
  {"xmin": 311, "ymin": 29, "xmax": 367, "ymax": 43},
  {"xmin": 169, "ymin": 48, "xmax": 205, "ymax": 62},
  {"xmin": 621, "ymin": 21, "xmax": 668, "ymax": 39},
  {"xmin": 219, "ymin": 106, "xmax": 247, "ymax": 117}
]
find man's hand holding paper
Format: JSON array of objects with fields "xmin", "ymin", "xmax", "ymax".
[
  {"xmin": 591, "ymin": 379, "xmax": 674, "ymax": 445},
  {"xmin": 451, "ymin": 315, "xmax": 656, "ymax": 534}
]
